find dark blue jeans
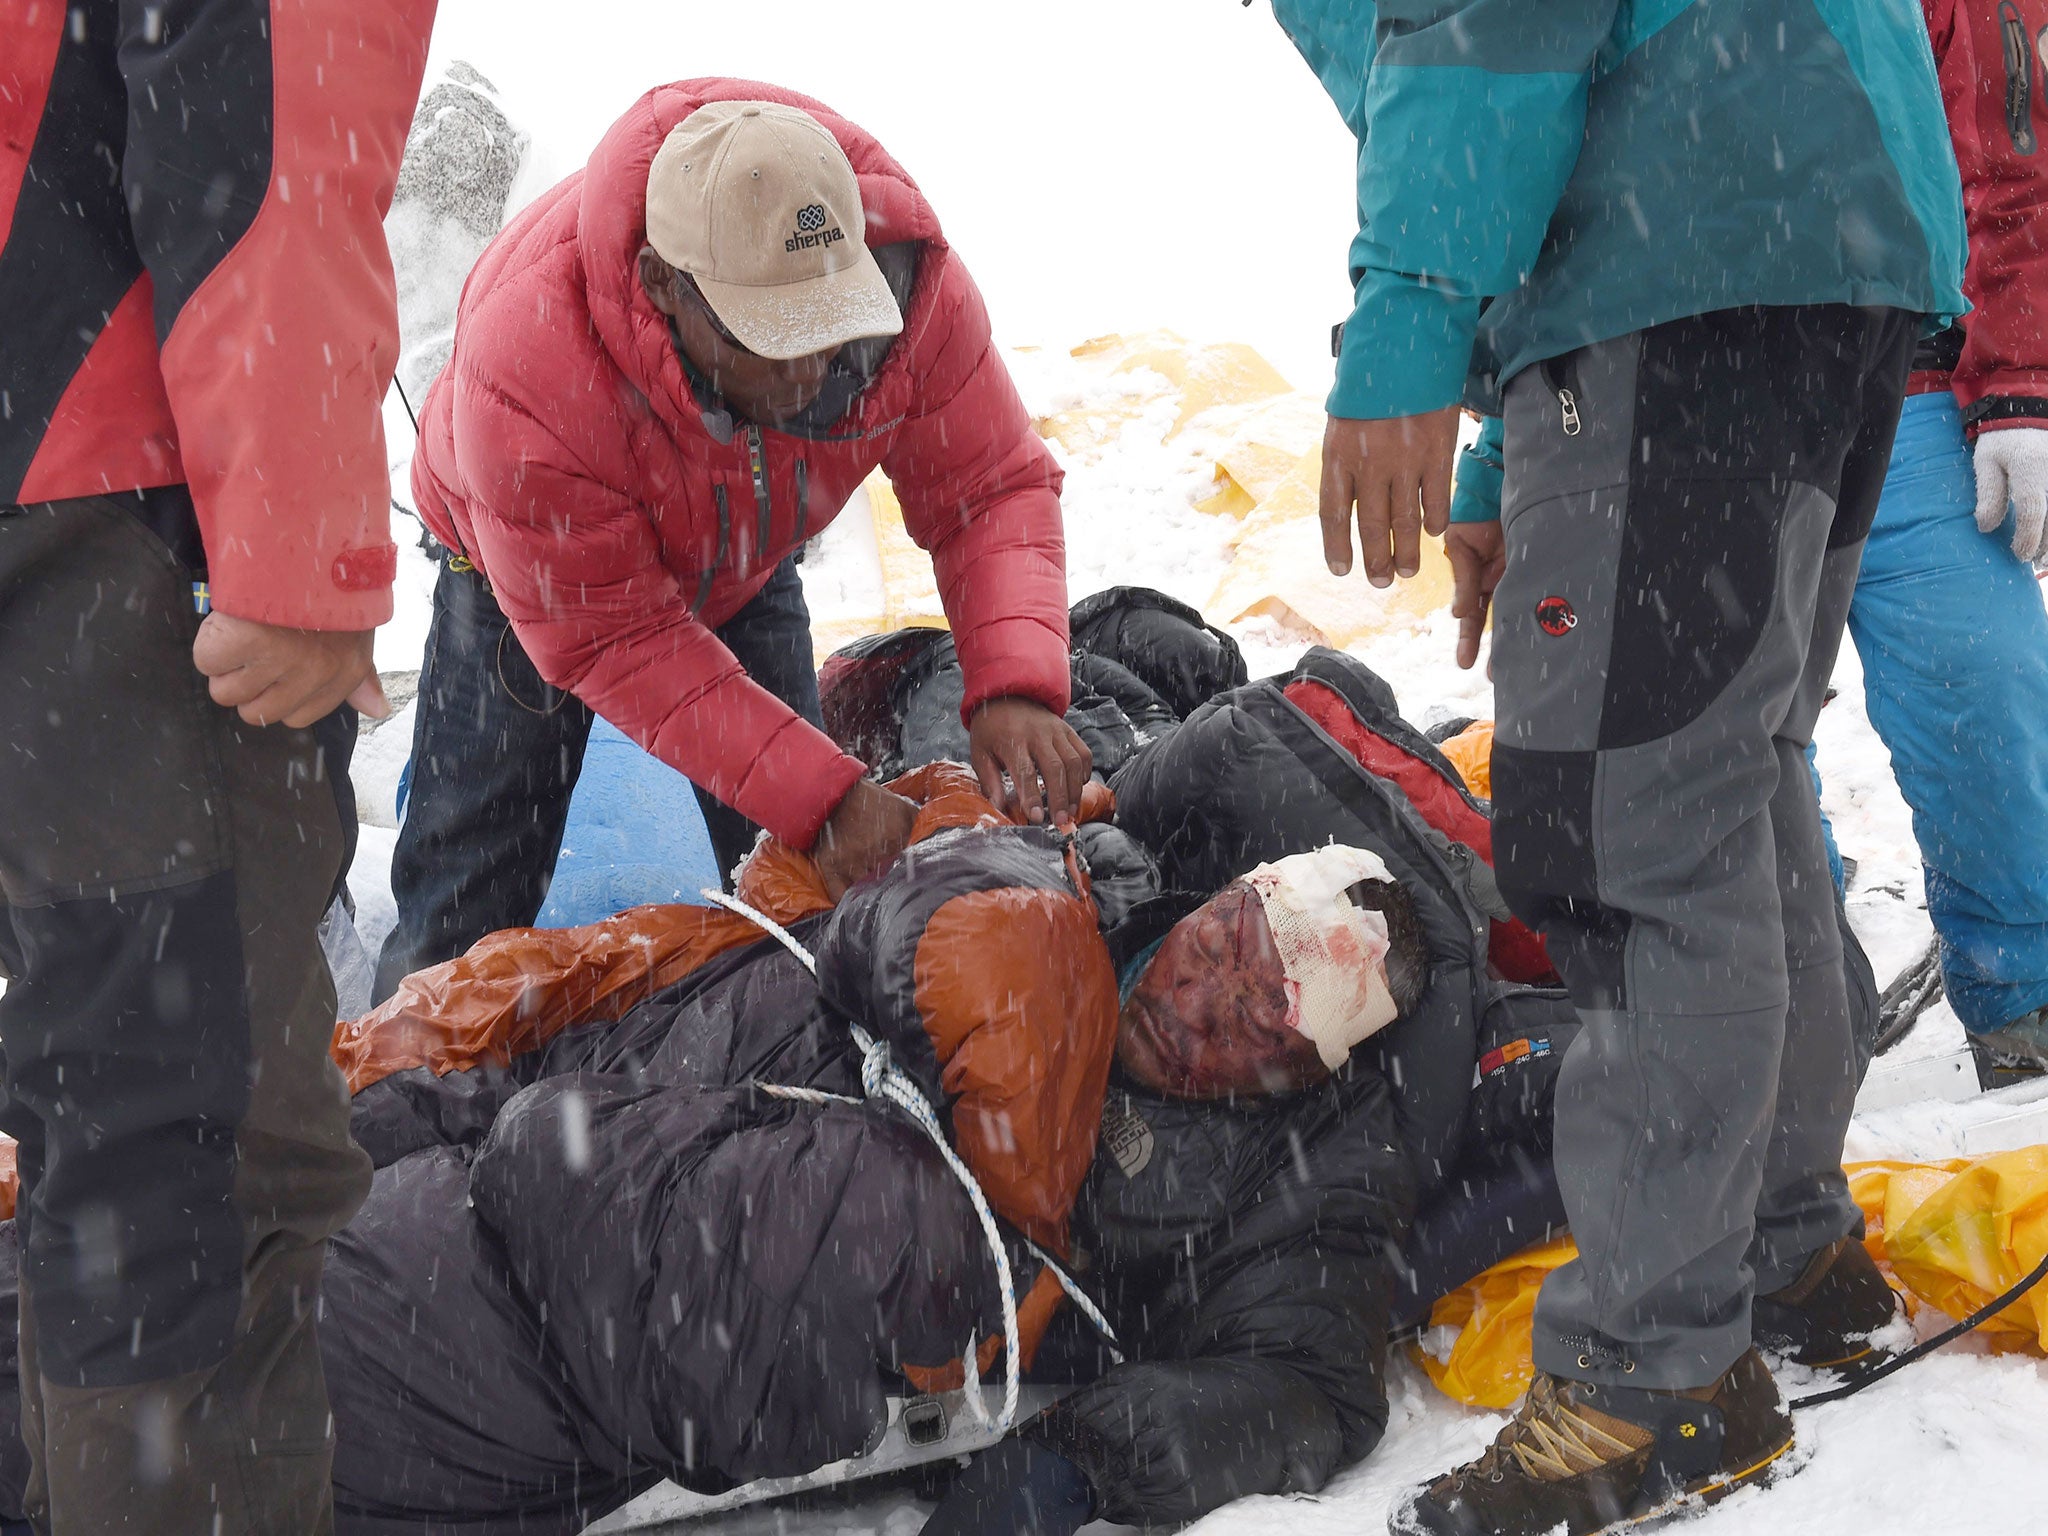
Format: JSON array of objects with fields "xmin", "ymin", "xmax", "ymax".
[{"xmin": 373, "ymin": 556, "xmax": 823, "ymax": 1001}]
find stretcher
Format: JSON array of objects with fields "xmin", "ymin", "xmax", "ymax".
[{"xmin": 585, "ymin": 1386, "xmax": 1073, "ymax": 1533}]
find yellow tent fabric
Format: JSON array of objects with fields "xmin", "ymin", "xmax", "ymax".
[
  {"xmin": 1192, "ymin": 392, "xmax": 1330, "ymax": 518},
  {"xmin": 1205, "ymin": 446, "xmax": 1457, "ymax": 650},
  {"xmin": 1881, "ymin": 1147, "xmax": 2048, "ymax": 1351},
  {"xmin": 1033, "ymin": 331, "xmax": 1296, "ymax": 459},
  {"xmin": 862, "ymin": 471, "xmax": 947, "ymax": 632},
  {"xmin": 1438, "ymin": 719, "xmax": 1495, "ymax": 800},
  {"xmin": 821, "ymin": 332, "xmax": 1480, "ymax": 666},
  {"xmin": 1009, "ymin": 332, "xmax": 1479, "ymax": 650},
  {"xmin": 1413, "ymin": 1150, "xmax": 2048, "ymax": 1409},
  {"xmin": 808, "ymin": 614, "xmax": 894, "ymax": 664},
  {"xmin": 804, "ymin": 471, "xmax": 950, "ymax": 665},
  {"xmin": 1415, "ymin": 1236, "xmax": 1577, "ymax": 1410},
  {"xmin": 1027, "ymin": 332, "xmax": 1328, "ymax": 526}
]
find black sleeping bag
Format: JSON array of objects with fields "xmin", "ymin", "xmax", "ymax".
[
  {"xmin": 1067, "ymin": 586, "xmax": 1249, "ymax": 720},
  {"xmin": 320, "ymin": 829, "xmax": 1103, "ymax": 1531},
  {"xmin": 0, "ymin": 816, "xmax": 1410, "ymax": 1535},
  {"xmin": 0, "ymin": 833, "xmax": 1116, "ymax": 1532},
  {"xmin": 0, "ymin": 617, "xmax": 1888, "ymax": 1535},
  {"xmin": 814, "ymin": 586, "xmax": 1243, "ymax": 788},
  {"xmin": 815, "ymin": 624, "xmax": 1175, "ymax": 787},
  {"xmin": 1031, "ymin": 1059, "xmax": 1413, "ymax": 1525},
  {"xmin": 1110, "ymin": 648, "xmax": 1499, "ymax": 1195},
  {"xmin": 1102, "ymin": 645, "xmax": 1884, "ymax": 1339}
]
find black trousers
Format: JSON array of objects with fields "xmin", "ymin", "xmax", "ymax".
[
  {"xmin": 0, "ymin": 494, "xmax": 371, "ymax": 1533},
  {"xmin": 374, "ymin": 555, "xmax": 825, "ymax": 1001}
]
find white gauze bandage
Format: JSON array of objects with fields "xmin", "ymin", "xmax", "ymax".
[{"xmin": 1242, "ymin": 845, "xmax": 1402, "ymax": 1070}]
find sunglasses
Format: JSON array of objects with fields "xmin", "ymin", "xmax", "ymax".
[{"xmin": 676, "ymin": 271, "xmax": 757, "ymax": 357}]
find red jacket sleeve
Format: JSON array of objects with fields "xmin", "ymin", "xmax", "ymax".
[
  {"xmin": 883, "ymin": 251, "xmax": 1072, "ymax": 724},
  {"xmin": 1929, "ymin": 0, "xmax": 2048, "ymax": 432},
  {"xmin": 452, "ymin": 387, "xmax": 865, "ymax": 851},
  {"xmin": 136, "ymin": 0, "xmax": 437, "ymax": 628}
]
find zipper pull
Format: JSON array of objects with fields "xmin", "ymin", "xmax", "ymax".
[
  {"xmin": 744, "ymin": 424, "xmax": 772, "ymax": 563},
  {"xmin": 1558, "ymin": 387, "xmax": 1582, "ymax": 437}
]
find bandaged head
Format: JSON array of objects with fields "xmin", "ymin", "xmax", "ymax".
[{"xmin": 1117, "ymin": 844, "xmax": 1412, "ymax": 1100}]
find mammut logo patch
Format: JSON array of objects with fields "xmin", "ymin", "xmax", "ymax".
[
  {"xmin": 1101, "ymin": 1102, "xmax": 1154, "ymax": 1179},
  {"xmin": 1535, "ymin": 595, "xmax": 1577, "ymax": 637},
  {"xmin": 786, "ymin": 204, "xmax": 845, "ymax": 252}
]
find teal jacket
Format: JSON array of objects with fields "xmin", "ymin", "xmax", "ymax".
[
  {"xmin": 1450, "ymin": 416, "xmax": 1506, "ymax": 525},
  {"xmin": 1274, "ymin": 0, "xmax": 1967, "ymax": 445}
]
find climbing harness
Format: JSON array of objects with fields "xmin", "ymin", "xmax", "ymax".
[{"xmin": 701, "ymin": 887, "xmax": 1120, "ymax": 1435}]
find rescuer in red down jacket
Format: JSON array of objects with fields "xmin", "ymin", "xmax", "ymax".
[{"xmin": 377, "ymin": 81, "xmax": 1088, "ymax": 999}]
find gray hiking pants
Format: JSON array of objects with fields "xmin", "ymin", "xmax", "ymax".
[
  {"xmin": 0, "ymin": 493, "xmax": 372, "ymax": 1533},
  {"xmin": 1488, "ymin": 306, "xmax": 1918, "ymax": 1390}
]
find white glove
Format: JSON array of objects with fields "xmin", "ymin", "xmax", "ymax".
[{"xmin": 1973, "ymin": 425, "xmax": 2048, "ymax": 563}]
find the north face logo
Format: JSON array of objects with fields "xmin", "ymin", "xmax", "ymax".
[
  {"xmin": 1101, "ymin": 1101, "xmax": 1154, "ymax": 1179},
  {"xmin": 785, "ymin": 203, "xmax": 846, "ymax": 253}
]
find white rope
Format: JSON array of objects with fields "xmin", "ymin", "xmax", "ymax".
[
  {"xmin": 1024, "ymin": 1239, "xmax": 1124, "ymax": 1365},
  {"xmin": 703, "ymin": 889, "xmax": 1023, "ymax": 1432},
  {"xmin": 706, "ymin": 889, "xmax": 1127, "ymax": 1401},
  {"xmin": 960, "ymin": 1330, "xmax": 994, "ymax": 1431},
  {"xmin": 701, "ymin": 888, "xmax": 817, "ymax": 972},
  {"xmin": 753, "ymin": 1083, "xmax": 859, "ymax": 1107}
]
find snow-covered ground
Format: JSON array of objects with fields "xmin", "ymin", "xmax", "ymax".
[
  {"xmin": 340, "ymin": 4, "xmax": 2048, "ymax": 1530},
  {"xmin": 350, "ymin": 330, "xmax": 2048, "ymax": 1536}
]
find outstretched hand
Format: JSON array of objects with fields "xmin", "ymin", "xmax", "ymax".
[
  {"xmin": 192, "ymin": 613, "xmax": 388, "ymax": 727},
  {"xmin": 1445, "ymin": 521, "xmax": 1506, "ymax": 671},
  {"xmin": 968, "ymin": 696, "xmax": 1092, "ymax": 825},
  {"xmin": 1319, "ymin": 406, "xmax": 1461, "ymax": 585}
]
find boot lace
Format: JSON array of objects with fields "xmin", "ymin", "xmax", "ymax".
[{"xmin": 1459, "ymin": 1374, "xmax": 1644, "ymax": 1485}]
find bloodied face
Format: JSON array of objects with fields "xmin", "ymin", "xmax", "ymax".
[
  {"xmin": 1116, "ymin": 858, "xmax": 1429, "ymax": 1101},
  {"xmin": 1116, "ymin": 882, "xmax": 1328, "ymax": 1100}
]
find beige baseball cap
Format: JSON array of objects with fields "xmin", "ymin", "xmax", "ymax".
[{"xmin": 645, "ymin": 101, "xmax": 904, "ymax": 361}]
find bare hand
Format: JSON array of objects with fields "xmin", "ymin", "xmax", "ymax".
[
  {"xmin": 812, "ymin": 778, "xmax": 919, "ymax": 899},
  {"xmin": 1445, "ymin": 521, "xmax": 1507, "ymax": 671},
  {"xmin": 1320, "ymin": 407, "xmax": 1462, "ymax": 586},
  {"xmin": 968, "ymin": 696, "xmax": 1092, "ymax": 824},
  {"xmin": 192, "ymin": 613, "xmax": 388, "ymax": 727}
]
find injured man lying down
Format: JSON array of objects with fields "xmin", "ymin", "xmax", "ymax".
[{"xmin": 0, "ymin": 639, "xmax": 1766, "ymax": 1536}]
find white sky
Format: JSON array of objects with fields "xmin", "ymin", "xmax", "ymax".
[{"xmin": 420, "ymin": 0, "xmax": 1359, "ymax": 392}]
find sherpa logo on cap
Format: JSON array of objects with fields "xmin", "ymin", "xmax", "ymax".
[
  {"xmin": 644, "ymin": 100, "xmax": 904, "ymax": 361},
  {"xmin": 786, "ymin": 203, "xmax": 845, "ymax": 253}
]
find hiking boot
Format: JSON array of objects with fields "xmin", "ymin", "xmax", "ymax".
[
  {"xmin": 1387, "ymin": 1349, "xmax": 1795, "ymax": 1536},
  {"xmin": 1753, "ymin": 1235, "xmax": 1901, "ymax": 1378},
  {"xmin": 1969, "ymin": 1005, "xmax": 2048, "ymax": 1091}
]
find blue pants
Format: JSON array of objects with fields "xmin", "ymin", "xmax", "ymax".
[
  {"xmin": 1844, "ymin": 392, "xmax": 2048, "ymax": 1033},
  {"xmin": 373, "ymin": 556, "xmax": 823, "ymax": 1002}
]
